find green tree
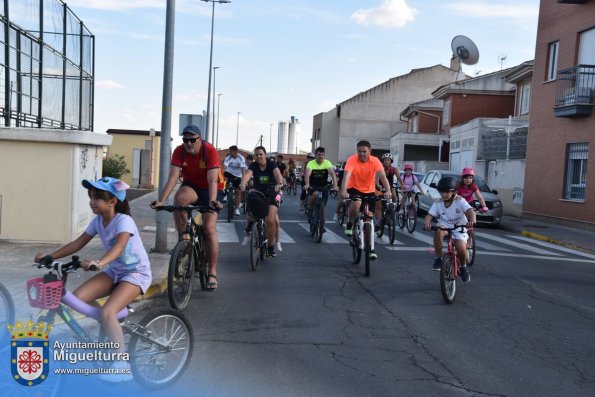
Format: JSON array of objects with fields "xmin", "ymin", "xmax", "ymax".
[{"xmin": 102, "ymin": 154, "xmax": 130, "ymax": 179}]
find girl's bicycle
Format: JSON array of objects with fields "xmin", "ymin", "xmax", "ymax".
[
  {"xmin": 376, "ymin": 198, "xmax": 397, "ymax": 244},
  {"xmin": 155, "ymin": 205, "xmax": 211, "ymax": 310},
  {"xmin": 30, "ymin": 256, "xmax": 193, "ymax": 388},
  {"xmin": 398, "ymin": 191, "xmax": 419, "ymax": 233},
  {"xmin": 0, "ymin": 281, "xmax": 15, "ymax": 344},
  {"xmin": 226, "ymin": 181, "xmax": 236, "ymax": 222},
  {"xmin": 430, "ymin": 225, "xmax": 470, "ymax": 304},
  {"xmin": 349, "ymin": 196, "xmax": 377, "ymax": 277},
  {"xmin": 247, "ymin": 191, "xmax": 270, "ymax": 271}
]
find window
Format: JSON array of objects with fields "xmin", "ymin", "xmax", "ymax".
[
  {"xmin": 519, "ymin": 83, "xmax": 531, "ymax": 115},
  {"xmin": 547, "ymin": 41, "xmax": 559, "ymax": 81},
  {"xmin": 564, "ymin": 143, "xmax": 588, "ymax": 201},
  {"xmin": 442, "ymin": 100, "xmax": 450, "ymax": 126}
]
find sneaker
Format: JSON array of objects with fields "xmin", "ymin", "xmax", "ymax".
[
  {"xmin": 222, "ymin": 196, "xmax": 228, "ymax": 204},
  {"xmin": 344, "ymin": 222, "xmax": 353, "ymax": 236},
  {"xmin": 275, "ymin": 241, "xmax": 282, "ymax": 253},
  {"xmin": 99, "ymin": 361, "xmax": 133, "ymax": 383},
  {"xmin": 267, "ymin": 246, "xmax": 276, "ymax": 258},
  {"xmin": 333, "ymin": 213, "xmax": 338, "ymax": 222},
  {"xmin": 234, "ymin": 208, "xmax": 241, "ymax": 216},
  {"xmin": 432, "ymin": 257, "xmax": 442, "ymax": 271},
  {"xmin": 369, "ymin": 250, "xmax": 378, "ymax": 260},
  {"xmin": 460, "ymin": 266, "xmax": 471, "ymax": 282},
  {"xmin": 241, "ymin": 232, "xmax": 251, "ymax": 246}
]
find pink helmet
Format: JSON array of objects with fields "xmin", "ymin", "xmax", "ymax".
[
  {"xmin": 461, "ymin": 167, "xmax": 475, "ymax": 177},
  {"xmin": 404, "ymin": 163, "xmax": 413, "ymax": 171}
]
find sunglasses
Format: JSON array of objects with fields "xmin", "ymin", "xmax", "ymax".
[{"xmin": 183, "ymin": 138, "xmax": 198, "ymax": 144}]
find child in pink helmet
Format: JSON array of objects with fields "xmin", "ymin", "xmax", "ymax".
[{"xmin": 457, "ymin": 167, "xmax": 488, "ymax": 212}]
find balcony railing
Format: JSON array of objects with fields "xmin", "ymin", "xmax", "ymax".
[{"xmin": 554, "ymin": 64, "xmax": 595, "ymax": 117}]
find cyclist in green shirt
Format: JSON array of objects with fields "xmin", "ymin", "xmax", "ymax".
[{"xmin": 303, "ymin": 147, "xmax": 339, "ymax": 230}]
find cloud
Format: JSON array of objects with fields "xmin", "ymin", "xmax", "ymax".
[
  {"xmin": 351, "ymin": 0, "xmax": 419, "ymax": 28},
  {"xmin": 96, "ymin": 80, "xmax": 125, "ymax": 90}
]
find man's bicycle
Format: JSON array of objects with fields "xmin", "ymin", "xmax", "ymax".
[
  {"xmin": 155, "ymin": 205, "xmax": 211, "ymax": 310},
  {"xmin": 337, "ymin": 198, "xmax": 350, "ymax": 226},
  {"xmin": 29, "ymin": 256, "xmax": 193, "ymax": 388},
  {"xmin": 376, "ymin": 198, "xmax": 397, "ymax": 244},
  {"xmin": 349, "ymin": 196, "xmax": 377, "ymax": 277},
  {"xmin": 307, "ymin": 188, "xmax": 334, "ymax": 243},
  {"xmin": 398, "ymin": 191, "xmax": 419, "ymax": 233},
  {"xmin": 430, "ymin": 225, "xmax": 471, "ymax": 304}
]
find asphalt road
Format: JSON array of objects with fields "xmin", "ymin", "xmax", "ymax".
[{"xmin": 140, "ymin": 191, "xmax": 595, "ymax": 396}]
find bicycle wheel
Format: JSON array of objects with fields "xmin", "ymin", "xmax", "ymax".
[
  {"xmin": 387, "ymin": 206, "xmax": 396, "ymax": 245},
  {"xmin": 351, "ymin": 226, "xmax": 362, "ymax": 265},
  {"xmin": 250, "ymin": 222, "xmax": 262, "ymax": 270},
  {"xmin": 466, "ymin": 232, "xmax": 476, "ymax": 266},
  {"xmin": 309, "ymin": 208, "xmax": 317, "ymax": 237},
  {"xmin": 376, "ymin": 212, "xmax": 385, "ymax": 238},
  {"xmin": 168, "ymin": 240, "xmax": 195, "ymax": 310},
  {"xmin": 338, "ymin": 204, "xmax": 346, "ymax": 226},
  {"xmin": 194, "ymin": 231, "xmax": 208, "ymax": 291},
  {"xmin": 439, "ymin": 254, "xmax": 456, "ymax": 304},
  {"xmin": 227, "ymin": 189, "xmax": 234, "ymax": 222},
  {"xmin": 363, "ymin": 222, "xmax": 372, "ymax": 277},
  {"xmin": 0, "ymin": 282, "xmax": 15, "ymax": 344},
  {"xmin": 406, "ymin": 205, "xmax": 417, "ymax": 233},
  {"xmin": 129, "ymin": 309, "xmax": 193, "ymax": 389},
  {"xmin": 316, "ymin": 206, "xmax": 324, "ymax": 243},
  {"xmin": 397, "ymin": 208, "xmax": 405, "ymax": 229}
]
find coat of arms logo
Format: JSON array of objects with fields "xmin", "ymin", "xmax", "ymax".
[{"xmin": 8, "ymin": 320, "xmax": 52, "ymax": 386}]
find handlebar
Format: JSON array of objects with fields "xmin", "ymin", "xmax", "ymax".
[
  {"xmin": 36, "ymin": 255, "xmax": 83, "ymax": 271},
  {"xmin": 430, "ymin": 225, "xmax": 468, "ymax": 232}
]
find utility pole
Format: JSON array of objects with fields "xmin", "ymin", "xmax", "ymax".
[{"xmin": 154, "ymin": 0, "xmax": 175, "ymax": 253}]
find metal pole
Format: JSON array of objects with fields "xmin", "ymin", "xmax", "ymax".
[
  {"xmin": 216, "ymin": 93, "xmax": 222, "ymax": 149},
  {"xmin": 235, "ymin": 111, "xmax": 240, "ymax": 146},
  {"xmin": 154, "ymin": 0, "xmax": 175, "ymax": 253},
  {"xmin": 204, "ymin": 1, "xmax": 215, "ymax": 142},
  {"xmin": 212, "ymin": 66, "xmax": 219, "ymax": 143}
]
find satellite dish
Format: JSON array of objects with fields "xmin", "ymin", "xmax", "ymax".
[{"xmin": 451, "ymin": 35, "xmax": 479, "ymax": 65}]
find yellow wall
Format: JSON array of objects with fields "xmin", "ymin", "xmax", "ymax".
[{"xmin": 107, "ymin": 134, "xmax": 161, "ymax": 188}]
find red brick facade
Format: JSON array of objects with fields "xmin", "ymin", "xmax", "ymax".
[
  {"xmin": 524, "ymin": 1, "xmax": 595, "ymax": 228},
  {"xmin": 444, "ymin": 94, "xmax": 514, "ymax": 134}
]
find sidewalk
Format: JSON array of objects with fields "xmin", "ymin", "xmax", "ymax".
[{"xmin": 499, "ymin": 215, "xmax": 595, "ymax": 254}]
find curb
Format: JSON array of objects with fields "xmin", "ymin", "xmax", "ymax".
[{"xmin": 520, "ymin": 230, "xmax": 595, "ymax": 255}]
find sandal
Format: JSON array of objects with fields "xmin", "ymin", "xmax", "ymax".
[{"xmin": 206, "ymin": 274, "xmax": 218, "ymax": 291}]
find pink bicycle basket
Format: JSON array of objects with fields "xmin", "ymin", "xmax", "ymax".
[{"xmin": 26, "ymin": 278, "xmax": 63, "ymax": 309}]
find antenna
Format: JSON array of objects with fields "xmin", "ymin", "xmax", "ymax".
[{"xmin": 498, "ymin": 54, "xmax": 507, "ymax": 70}]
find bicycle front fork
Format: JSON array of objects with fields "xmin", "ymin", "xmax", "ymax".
[{"xmin": 358, "ymin": 220, "xmax": 374, "ymax": 251}]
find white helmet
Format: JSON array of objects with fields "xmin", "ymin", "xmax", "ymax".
[{"xmin": 381, "ymin": 153, "xmax": 393, "ymax": 162}]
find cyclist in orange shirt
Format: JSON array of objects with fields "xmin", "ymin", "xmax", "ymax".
[{"xmin": 340, "ymin": 140, "xmax": 392, "ymax": 259}]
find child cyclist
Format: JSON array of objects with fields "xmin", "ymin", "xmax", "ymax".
[
  {"xmin": 457, "ymin": 167, "xmax": 488, "ymax": 212},
  {"xmin": 423, "ymin": 176, "xmax": 476, "ymax": 282},
  {"xmin": 34, "ymin": 177, "xmax": 152, "ymax": 382}
]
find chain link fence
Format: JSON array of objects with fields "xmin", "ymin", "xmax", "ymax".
[{"xmin": 0, "ymin": 0, "xmax": 93, "ymax": 130}]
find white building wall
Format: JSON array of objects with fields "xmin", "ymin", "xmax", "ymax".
[{"xmin": 326, "ymin": 65, "xmax": 460, "ymax": 162}]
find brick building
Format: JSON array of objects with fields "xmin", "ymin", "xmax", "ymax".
[{"xmin": 524, "ymin": 0, "xmax": 595, "ymax": 229}]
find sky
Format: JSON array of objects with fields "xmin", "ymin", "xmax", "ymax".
[{"xmin": 62, "ymin": 0, "xmax": 540, "ymax": 152}]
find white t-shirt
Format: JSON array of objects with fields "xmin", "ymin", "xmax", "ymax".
[
  {"xmin": 428, "ymin": 196, "xmax": 472, "ymax": 240},
  {"xmin": 223, "ymin": 154, "xmax": 246, "ymax": 178}
]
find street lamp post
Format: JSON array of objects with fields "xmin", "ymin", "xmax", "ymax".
[
  {"xmin": 235, "ymin": 111, "xmax": 241, "ymax": 146},
  {"xmin": 216, "ymin": 93, "xmax": 222, "ymax": 149},
  {"xmin": 212, "ymin": 66, "xmax": 219, "ymax": 144},
  {"xmin": 201, "ymin": 0, "xmax": 230, "ymax": 142}
]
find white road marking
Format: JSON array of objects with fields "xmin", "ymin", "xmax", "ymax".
[
  {"xmin": 279, "ymin": 228, "xmax": 296, "ymax": 243},
  {"xmin": 385, "ymin": 247, "xmax": 434, "ymax": 251},
  {"xmin": 508, "ymin": 235, "xmax": 595, "ymax": 259},
  {"xmin": 297, "ymin": 223, "xmax": 347, "ymax": 244},
  {"xmin": 217, "ymin": 222, "xmax": 240, "ymax": 243},
  {"xmin": 479, "ymin": 251, "xmax": 595, "ymax": 264},
  {"xmin": 142, "ymin": 226, "xmax": 176, "ymax": 233},
  {"xmin": 475, "ymin": 232, "xmax": 562, "ymax": 256}
]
